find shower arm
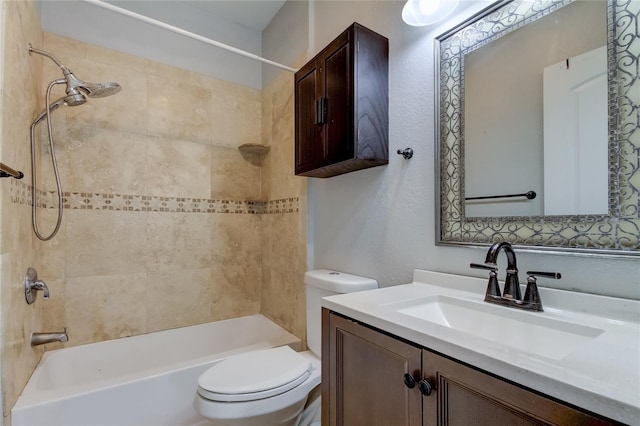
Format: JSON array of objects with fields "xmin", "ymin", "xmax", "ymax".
[{"xmin": 29, "ymin": 45, "xmax": 65, "ymax": 69}]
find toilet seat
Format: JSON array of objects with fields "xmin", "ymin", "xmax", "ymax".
[{"xmin": 197, "ymin": 346, "xmax": 311, "ymax": 402}]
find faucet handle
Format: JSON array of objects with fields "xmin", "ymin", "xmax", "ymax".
[
  {"xmin": 25, "ymin": 267, "xmax": 50, "ymax": 304},
  {"xmin": 523, "ymin": 271, "xmax": 561, "ymax": 312},
  {"xmin": 470, "ymin": 262, "xmax": 497, "ymax": 272},
  {"xmin": 526, "ymin": 271, "xmax": 561, "ymax": 280},
  {"xmin": 470, "ymin": 263, "xmax": 501, "ymax": 299}
]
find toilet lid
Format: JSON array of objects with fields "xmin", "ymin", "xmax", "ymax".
[{"xmin": 198, "ymin": 346, "xmax": 311, "ymax": 402}]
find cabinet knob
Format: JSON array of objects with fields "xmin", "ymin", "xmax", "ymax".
[
  {"xmin": 403, "ymin": 373, "xmax": 416, "ymax": 389},
  {"xmin": 419, "ymin": 378, "xmax": 433, "ymax": 396}
]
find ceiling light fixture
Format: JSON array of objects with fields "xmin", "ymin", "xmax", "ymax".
[{"xmin": 402, "ymin": 0, "xmax": 460, "ymax": 26}]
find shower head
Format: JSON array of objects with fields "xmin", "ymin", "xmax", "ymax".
[
  {"xmin": 63, "ymin": 70, "xmax": 122, "ymax": 98},
  {"xmin": 28, "ymin": 44, "xmax": 122, "ymax": 100}
]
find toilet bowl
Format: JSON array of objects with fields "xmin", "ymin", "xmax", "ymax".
[
  {"xmin": 194, "ymin": 270, "xmax": 378, "ymax": 425},
  {"xmin": 194, "ymin": 347, "xmax": 320, "ymax": 426}
]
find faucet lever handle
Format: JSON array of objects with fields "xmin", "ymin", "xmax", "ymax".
[
  {"xmin": 522, "ymin": 271, "xmax": 560, "ymax": 312},
  {"xmin": 470, "ymin": 263, "xmax": 501, "ymax": 299},
  {"xmin": 526, "ymin": 271, "xmax": 561, "ymax": 280},
  {"xmin": 469, "ymin": 262, "xmax": 497, "ymax": 272},
  {"xmin": 25, "ymin": 267, "xmax": 50, "ymax": 304}
]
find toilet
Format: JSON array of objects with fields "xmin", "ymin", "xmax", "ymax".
[{"xmin": 194, "ymin": 269, "xmax": 378, "ymax": 426}]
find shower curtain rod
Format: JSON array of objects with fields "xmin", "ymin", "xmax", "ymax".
[{"xmin": 82, "ymin": 0, "xmax": 298, "ymax": 73}]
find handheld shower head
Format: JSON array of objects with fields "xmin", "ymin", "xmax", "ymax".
[{"xmin": 32, "ymin": 93, "xmax": 87, "ymax": 127}]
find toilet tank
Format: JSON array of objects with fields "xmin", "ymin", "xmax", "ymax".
[{"xmin": 305, "ymin": 270, "xmax": 378, "ymax": 356}]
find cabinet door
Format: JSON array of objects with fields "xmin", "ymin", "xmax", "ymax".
[
  {"xmin": 422, "ymin": 350, "xmax": 614, "ymax": 426},
  {"xmin": 321, "ymin": 35, "xmax": 353, "ymax": 164},
  {"xmin": 295, "ymin": 64, "xmax": 322, "ymax": 174},
  {"xmin": 325, "ymin": 312, "xmax": 422, "ymax": 426}
]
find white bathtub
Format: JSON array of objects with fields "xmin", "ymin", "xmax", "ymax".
[{"xmin": 12, "ymin": 314, "xmax": 301, "ymax": 426}]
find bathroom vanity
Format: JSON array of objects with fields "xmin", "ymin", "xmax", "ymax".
[{"xmin": 321, "ymin": 270, "xmax": 639, "ymax": 425}]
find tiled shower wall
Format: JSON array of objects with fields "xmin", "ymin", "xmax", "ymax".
[
  {"xmin": 260, "ymin": 59, "xmax": 308, "ymax": 341},
  {"xmin": 1, "ymin": 20, "xmax": 307, "ymax": 423},
  {"xmin": 0, "ymin": 0, "xmax": 44, "ymax": 420},
  {"xmin": 28, "ymin": 32, "xmax": 307, "ymax": 346}
]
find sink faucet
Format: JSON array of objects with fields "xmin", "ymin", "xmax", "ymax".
[
  {"xmin": 484, "ymin": 242, "xmax": 521, "ymax": 300},
  {"xmin": 470, "ymin": 242, "xmax": 561, "ymax": 312},
  {"xmin": 31, "ymin": 328, "xmax": 68, "ymax": 346}
]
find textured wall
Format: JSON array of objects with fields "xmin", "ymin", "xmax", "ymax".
[{"xmin": 309, "ymin": 1, "xmax": 640, "ymax": 300}]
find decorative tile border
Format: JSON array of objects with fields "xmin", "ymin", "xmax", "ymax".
[{"xmin": 9, "ymin": 179, "xmax": 299, "ymax": 215}]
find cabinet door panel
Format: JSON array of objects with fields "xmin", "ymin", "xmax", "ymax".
[
  {"xmin": 422, "ymin": 350, "xmax": 614, "ymax": 426},
  {"xmin": 328, "ymin": 313, "xmax": 422, "ymax": 426},
  {"xmin": 323, "ymin": 42, "xmax": 352, "ymax": 162},
  {"xmin": 295, "ymin": 66, "xmax": 321, "ymax": 173}
]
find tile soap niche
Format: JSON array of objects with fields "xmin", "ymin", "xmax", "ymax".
[{"xmin": 238, "ymin": 143, "xmax": 270, "ymax": 166}]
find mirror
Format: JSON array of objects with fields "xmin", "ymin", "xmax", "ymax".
[{"xmin": 435, "ymin": 0, "xmax": 640, "ymax": 255}]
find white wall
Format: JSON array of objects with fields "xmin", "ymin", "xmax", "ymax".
[
  {"xmin": 262, "ymin": 0, "xmax": 308, "ymax": 87},
  {"xmin": 308, "ymin": 1, "xmax": 640, "ymax": 300}
]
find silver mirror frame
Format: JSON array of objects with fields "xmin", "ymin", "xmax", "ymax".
[{"xmin": 435, "ymin": 0, "xmax": 640, "ymax": 256}]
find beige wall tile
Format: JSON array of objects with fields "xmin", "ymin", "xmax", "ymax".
[
  {"xmin": 146, "ymin": 137, "xmax": 211, "ymax": 198},
  {"xmin": 0, "ymin": 0, "xmax": 45, "ymax": 419},
  {"xmin": 40, "ymin": 277, "xmax": 67, "ymax": 351},
  {"xmin": 62, "ymin": 58, "xmax": 148, "ymax": 136},
  {"xmin": 210, "ymin": 80, "xmax": 261, "ymax": 147},
  {"xmin": 211, "ymin": 214, "xmax": 262, "ymax": 319},
  {"xmin": 57, "ymin": 128, "xmax": 148, "ymax": 195},
  {"xmin": 64, "ymin": 273, "xmax": 147, "ymax": 345},
  {"xmin": 65, "ymin": 210, "xmax": 148, "ymax": 277},
  {"xmin": 147, "ymin": 74, "xmax": 212, "ymax": 145},
  {"xmin": 260, "ymin": 213, "xmax": 307, "ymax": 340},
  {"xmin": 146, "ymin": 268, "xmax": 214, "ymax": 332},
  {"xmin": 35, "ymin": 207, "xmax": 67, "ymax": 280},
  {"xmin": 211, "ymin": 146, "xmax": 261, "ymax": 200},
  {"xmin": 259, "ymin": 70, "xmax": 307, "ymax": 341},
  {"xmin": 146, "ymin": 212, "xmax": 212, "ymax": 272}
]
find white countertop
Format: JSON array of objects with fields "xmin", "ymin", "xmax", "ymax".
[{"xmin": 321, "ymin": 270, "xmax": 640, "ymax": 424}]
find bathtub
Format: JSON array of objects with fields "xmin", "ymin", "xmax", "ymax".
[{"xmin": 12, "ymin": 314, "xmax": 301, "ymax": 426}]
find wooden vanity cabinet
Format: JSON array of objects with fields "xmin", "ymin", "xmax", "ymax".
[
  {"xmin": 294, "ymin": 23, "xmax": 388, "ymax": 178},
  {"xmin": 322, "ymin": 310, "xmax": 617, "ymax": 426}
]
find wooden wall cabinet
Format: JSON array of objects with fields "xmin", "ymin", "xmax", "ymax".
[
  {"xmin": 322, "ymin": 310, "xmax": 617, "ymax": 426},
  {"xmin": 294, "ymin": 23, "xmax": 388, "ymax": 178}
]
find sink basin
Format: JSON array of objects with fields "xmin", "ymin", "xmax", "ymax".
[{"xmin": 396, "ymin": 295, "xmax": 604, "ymax": 360}]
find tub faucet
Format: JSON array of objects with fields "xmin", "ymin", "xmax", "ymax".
[
  {"xmin": 470, "ymin": 242, "xmax": 561, "ymax": 312},
  {"xmin": 31, "ymin": 329, "xmax": 68, "ymax": 346}
]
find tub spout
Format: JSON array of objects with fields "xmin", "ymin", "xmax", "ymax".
[{"xmin": 31, "ymin": 329, "xmax": 68, "ymax": 346}]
